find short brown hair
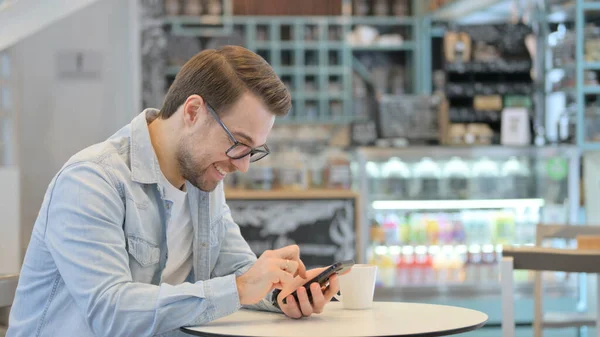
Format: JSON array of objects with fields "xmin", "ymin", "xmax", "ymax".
[{"xmin": 160, "ymin": 46, "xmax": 291, "ymax": 119}]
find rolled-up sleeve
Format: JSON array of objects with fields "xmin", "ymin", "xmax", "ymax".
[{"xmin": 210, "ymin": 186, "xmax": 281, "ymax": 314}]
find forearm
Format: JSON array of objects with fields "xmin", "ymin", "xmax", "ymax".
[{"xmin": 241, "ymin": 290, "xmax": 282, "ymax": 314}]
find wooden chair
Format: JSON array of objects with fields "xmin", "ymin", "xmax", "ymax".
[{"xmin": 502, "ymin": 224, "xmax": 600, "ymax": 337}]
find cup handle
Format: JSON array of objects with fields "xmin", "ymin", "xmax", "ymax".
[{"xmin": 333, "ymin": 291, "xmax": 343, "ymax": 302}]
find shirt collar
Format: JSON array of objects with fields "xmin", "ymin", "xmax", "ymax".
[{"xmin": 130, "ymin": 108, "xmax": 162, "ymax": 184}]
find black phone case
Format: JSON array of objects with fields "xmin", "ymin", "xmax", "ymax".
[{"xmin": 281, "ymin": 259, "xmax": 354, "ymax": 305}]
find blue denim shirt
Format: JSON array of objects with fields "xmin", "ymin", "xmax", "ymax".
[{"xmin": 7, "ymin": 109, "xmax": 278, "ymax": 337}]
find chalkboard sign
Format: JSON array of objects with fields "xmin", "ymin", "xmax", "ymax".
[{"xmin": 227, "ymin": 195, "xmax": 357, "ymax": 269}]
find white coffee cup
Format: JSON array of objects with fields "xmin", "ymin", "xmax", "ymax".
[{"xmin": 333, "ymin": 264, "xmax": 377, "ymax": 310}]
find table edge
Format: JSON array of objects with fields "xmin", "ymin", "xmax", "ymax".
[{"xmin": 180, "ymin": 318, "xmax": 488, "ymax": 337}]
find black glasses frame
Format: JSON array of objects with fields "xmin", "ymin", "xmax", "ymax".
[{"xmin": 206, "ymin": 103, "xmax": 270, "ymax": 163}]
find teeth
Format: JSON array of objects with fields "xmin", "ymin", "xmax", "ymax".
[{"xmin": 214, "ymin": 164, "xmax": 227, "ymax": 176}]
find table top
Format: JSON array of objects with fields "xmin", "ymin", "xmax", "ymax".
[
  {"xmin": 181, "ymin": 302, "xmax": 488, "ymax": 337},
  {"xmin": 502, "ymin": 246, "xmax": 600, "ymax": 273}
]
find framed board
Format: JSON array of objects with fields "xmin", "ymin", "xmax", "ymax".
[{"xmin": 225, "ymin": 190, "xmax": 360, "ymax": 269}]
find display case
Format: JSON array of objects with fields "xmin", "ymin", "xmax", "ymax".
[{"xmin": 354, "ymin": 145, "xmax": 581, "ymax": 299}]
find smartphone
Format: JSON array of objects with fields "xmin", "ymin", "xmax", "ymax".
[{"xmin": 281, "ymin": 259, "xmax": 354, "ymax": 305}]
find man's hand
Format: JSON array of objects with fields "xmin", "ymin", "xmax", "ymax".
[
  {"xmin": 276, "ymin": 267, "xmax": 342, "ymax": 319},
  {"xmin": 236, "ymin": 245, "xmax": 307, "ymax": 305}
]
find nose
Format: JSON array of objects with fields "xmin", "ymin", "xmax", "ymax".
[{"xmin": 231, "ymin": 155, "xmax": 250, "ymax": 173}]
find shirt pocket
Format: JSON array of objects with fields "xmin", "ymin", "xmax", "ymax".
[
  {"xmin": 127, "ymin": 236, "xmax": 160, "ymax": 267},
  {"xmin": 209, "ymin": 217, "xmax": 223, "ymax": 247}
]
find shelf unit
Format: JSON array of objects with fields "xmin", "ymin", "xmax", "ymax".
[
  {"xmin": 163, "ymin": 1, "xmax": 421, "ymax": 125},
  {"xmin": 0, "ymin": 49, "xmax": 14, "ymax": 167},
  {"xmin": 575, "ymin": 0, "xmax": 600, "ymax": 151}
]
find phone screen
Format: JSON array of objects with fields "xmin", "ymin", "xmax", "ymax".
[{"xmin": 281, "ymin": 259, "xmax": 354, "ymax": 305}]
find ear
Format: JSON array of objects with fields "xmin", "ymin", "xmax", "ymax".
[{"xmin": 182, "ymin": 94, "xmax": 207, "ymax": 127}]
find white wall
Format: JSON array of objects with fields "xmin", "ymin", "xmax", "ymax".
[
  {"xmin": 0, "ymin": 168, "xmax": 19, "ymax": 275},
  {"xmin": 0, "ymin": 0, "xmax": 103, "ymax": 52},
  {"xmin": 13, "ymin": 0, "xmax": 139, "ymax": 256}
]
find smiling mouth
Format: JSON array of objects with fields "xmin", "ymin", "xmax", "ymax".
[{"xmin": 214, "ymin": 164, "xmax": 227, "ymax": 177}]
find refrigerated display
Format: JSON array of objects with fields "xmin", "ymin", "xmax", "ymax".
[{"xmin": 355, "ymin": 145, "xmax": 581, "ymax": 300}]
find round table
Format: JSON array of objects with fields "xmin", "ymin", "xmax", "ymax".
[{"xmin": 181, "ymin": 302, "xmax": 488, "ymax": 337}]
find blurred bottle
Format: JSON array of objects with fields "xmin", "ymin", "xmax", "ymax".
[
  {"xmin": 461, "ymin": 211, "xmax": 475, "ymax": 245},
  {"xmin": 381, "ymin": 157, "xmax": 411, "ymax": 198},
  {"xmin": 374, "ymin": 0, "xmax": 388, "ymax": 16},
  {"xmin": 501, "ymin": 156, "xmax": 532, "ymax": 198},
  {"xmin": 369, "ymin": 217, "xmax": 386, "ymax": 245},
  {"xmin": 365, "ymin": 161, "xmax": 381, "ymax": 195},
  {"xmin": 478, "ymin": 211, "xmax": 493, "ymax": 245},
  {"xmin": 165, "ymin": 0, "xmax": 181, "ymax": 15},
  {"xmin": 425, "ymin": 215, "xmax": 440, "ymax": 245},
  {"xmin": 492, "ymin": 211, "xmax": 515, "ymax": 245},
  {"xmin": 465, "ymin": 244, "xmax": 482, "ymax": 283},
  {"xmin": 454, "ymin": 245, "xmax": 468, "ymax": 283},
  {"xmin": 451, "ymin": 213, "xmax": 467, "ymax": 244},
  {"xmin": 324, "ymin": 148, "xmax": 352, "ymax": 189},
  {"xmin": 437, "ymin": 213, "xmax": 453, "ymax": 244},
  {"xmin": 435, "ymin": 245, "xmax": 456, "ymax": 284},
  {"xmin": 411, "ymin": 157, "xmax": 442, "ymax": 200},
  {"xmin": 443, "ymin": 156, "xmax": 471, "ymax": 199},
  {"xmin": 480, "ymin": 244, "xmax": 498, "ymax": 282},
  {"xmin": 413, "ymin": 245, "xmax": 429, "ymax": 284},
  {"xmin": 399, "ymin": 212, "xmax": 411, "ymax": 245},
  {"xmin": 382, "ymin": 213, "xmax": 401, "ymax": 245},
  {"xmin": 276, "ymin": 148, "xmax": 308, "ymax": 190},
  {"xmin": 246, "ymin": 155, "xmax": 274, "ymax": 190},
  {"xmin": 400, "ymin": 246, "xmax": 415, "ymax": 285},
  {"xmin": 409, "ymin": 214, "xmax": 427, "ymax": 245},
  {"xmin": 470, "ymin": 157, "xmax": 500, "ymax": 199},
  {"xmin": 308, "ymin": 150, "xmax": 326, "ymax": 189},
  {"xmin": 184, "ymin": 0, "xmax": 203, "ymax": 16}
]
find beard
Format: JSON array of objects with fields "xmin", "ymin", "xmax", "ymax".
[{"xmin": 176, "ymin": 133, "xmax": 218, "ymax": 192}]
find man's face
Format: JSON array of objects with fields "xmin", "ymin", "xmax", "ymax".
[{"xmin": 177, "ymin": 93, "xmax": 275, "ymax": 192}]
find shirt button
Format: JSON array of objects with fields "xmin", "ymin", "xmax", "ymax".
[{"xmin": 165, "ymin": 203, "xmax": 171, "ymax": 210}]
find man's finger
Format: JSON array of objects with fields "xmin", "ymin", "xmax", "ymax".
[
  {"xmin": 281, "ymin": 295, "xmax": 302, "ymax": 319},
  {"xmin": 273, "ymin": 245, "xmax": 300, "ymax": 259},
  {"xmin": 273, "ymin": 269, "xmax": 295, "ymax": 286},
  {"xmin": 296, "ymin": 286, "xmax": 313, "ymax": 317},
  {"xmin": 275, "ymin": 258, "xmax": 298, "ymax": 276},
  {"xmin": 310, "ymin": 282, "xmax": 326, "ymax": 314},
  {"xmin": 323, "ymin": 274, "xmax": 340, "ymax": 302},
  {"xmin": 273, "ymin": 245, "xmax": 307, "ymax": 278},
  {"xmin": 296, "ymin": 258, "xmax": 307, "ymax": 278}
]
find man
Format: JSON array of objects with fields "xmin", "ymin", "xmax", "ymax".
[{"xmin": 7, "ymin": 46, "xmax": 340, "ymax": 337}]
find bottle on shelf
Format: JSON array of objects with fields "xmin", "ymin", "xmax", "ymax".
[
  {"xmin": 398, "ymin": 212, "xmax": 411, "ymax": 245},
  {"xmin": 443, "ymin": 156, "xmax": 471, "ymax": 199},
  {"xmin": 470, "ymin": 157, "xmax": 500, "ymax": 199},
  {"xmin": 381, "ymin": 157, "xmax": 411, "ymax": 199},
  {"xmin": 400, "ymin": 246, "xmax": 415, "ymax": 286},
  {"xmin": 464, "ymin": 244, "xmax": 482, "ymax": 283},
  {"xmin": 324, "ymin": 148, "xmax": 352, "ymax": 189},
  {"xmin": 382, "ymin": 213, "xmax": 401, "ymax": 246},
  {"xmin": 365, "ymin": 161, "xmax": 381, "ymax": 195},
  {"xmin": 451, "ymin": 212, "xmax": 467, "ymax": 244},
  {"xmin": 480, "ymin": 244, "xmax": 498, "ymax": 282},
  {"xmin": 184, "ymin": 0, "xmax": 203, "ymax": 16},
  {"xmin": 437, "ymin": 213, "xmax": 456, "ymax": 245},
  {"xmin": 492, "ymin": 211, "xmax": 516, "ymax": 246},
  {"xmin": 500, "ymin": 156, "xmax": 532, "ymax": 198},
  {"xmin": 425, "ymin": 215, "xmax": 440, "ymax": 246},
  {"xmin": 410, "ymin": 157, "xmax": 442, "ymax": 200}
]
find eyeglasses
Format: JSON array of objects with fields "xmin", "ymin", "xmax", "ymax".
[{"xmin": 206, "ymin": 102, "xmax": 270, "ymax": 163}]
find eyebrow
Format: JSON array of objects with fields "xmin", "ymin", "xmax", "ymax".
[{"xmin": 232, "ymin": 131, "xmax": 258, "ymax": 147}]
